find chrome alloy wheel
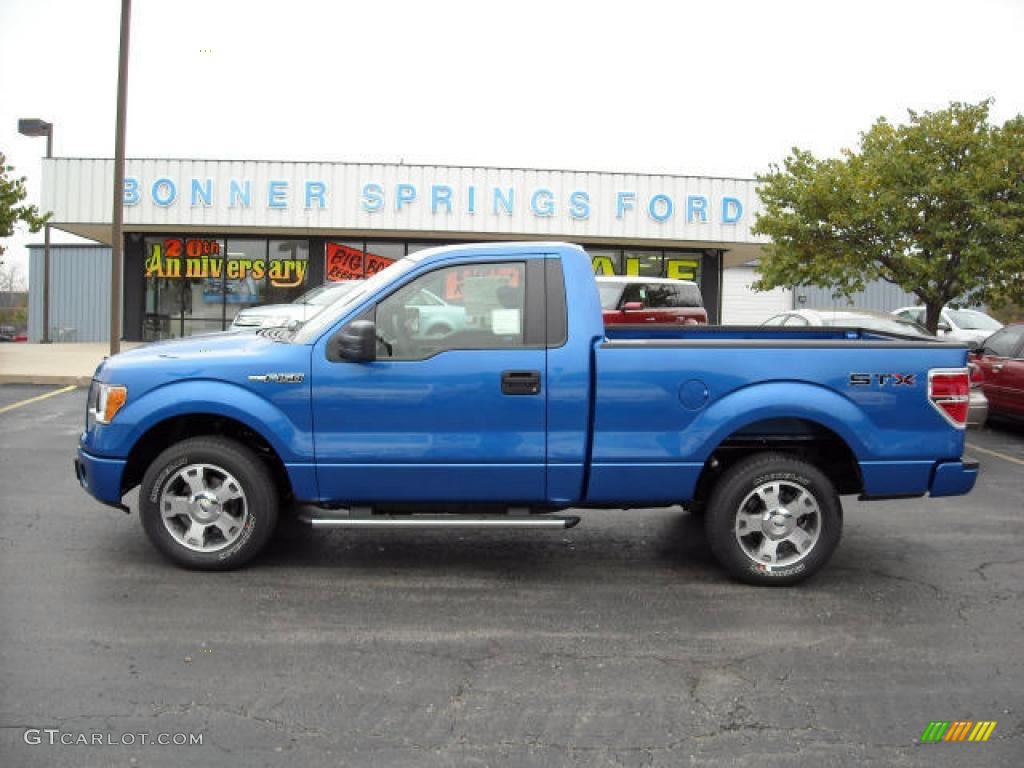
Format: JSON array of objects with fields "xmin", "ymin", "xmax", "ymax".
[
  {"xmin": 734, "ymin": 480, "xmax": 822, "ymax": 568},
  {"xmin": 158, "ymin": 463, "xmax": 250, "ymax": 553}
]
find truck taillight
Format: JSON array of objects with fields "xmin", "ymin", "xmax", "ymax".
[{"xmin": 928, "ymin": 368, "xmax": 970, "ymax": 427}]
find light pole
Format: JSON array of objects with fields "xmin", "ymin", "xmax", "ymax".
[
  {"xmin": 17, "ymin": 118, "xmax": 53, "ymax": 344},
  {"xmin": 110, "ymin": 0, "xmax": 132, "ymax": 356}
]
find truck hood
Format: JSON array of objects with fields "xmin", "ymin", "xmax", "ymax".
[{"xmin": 92, "ymin": 332, "xmax": 307, "ymax": 385}]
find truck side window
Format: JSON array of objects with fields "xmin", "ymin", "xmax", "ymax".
[{"xmin": 375, "ymin": 262, "xmax": 527, "ymax": 360}]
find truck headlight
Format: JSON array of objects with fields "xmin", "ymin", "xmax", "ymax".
[{"xmin": 90, "ymin": 383, "xmax": 128, "ymax": 425}]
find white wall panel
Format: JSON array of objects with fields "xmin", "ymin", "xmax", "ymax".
[
  {"xmin": 43, "ymin": 158, "xmax": 768, "ymax": 248},
  {"xmin": 722, "ymin": 266, "xmax": 792, "ymax": 325}
]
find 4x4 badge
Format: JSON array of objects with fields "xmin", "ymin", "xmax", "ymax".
[{"xmin": 248, "ymin": 373, "xmax": 305, "ymax": 384}]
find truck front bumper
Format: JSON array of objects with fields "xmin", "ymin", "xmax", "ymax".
[
  {"xmin": 929, "ymin": 459, "xmax": 979, "ymax": 497},
  {"xmin": 75, "ymin": 447, "xmax": 129, "ymax": 512}
]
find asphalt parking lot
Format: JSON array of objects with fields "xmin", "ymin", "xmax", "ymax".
[{"xmin": 0, "ymin": 384, "xmax": 1021, "ymax": 767}]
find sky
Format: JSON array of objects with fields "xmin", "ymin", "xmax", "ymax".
[{"xmin": 1, "ymin": 0, "xmax": 1023, "ymax": 282}]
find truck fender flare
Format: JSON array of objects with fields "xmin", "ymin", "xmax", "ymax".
[
  {"xmin": 687, "ymin": 381, "xmax": 872, "ymax": 463},
  {"xmin": 118, "ymin": 380, "xmax": 311, "ymax": 463}
]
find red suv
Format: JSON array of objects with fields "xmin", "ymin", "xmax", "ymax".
[{"xmin": 596, "ymin": 276, "xmax": 707, "ymax": 325}]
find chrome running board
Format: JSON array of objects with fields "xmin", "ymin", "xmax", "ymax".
[{"xmin": 298, "ymin": 513, "xmax": 580, "ymax": 529}]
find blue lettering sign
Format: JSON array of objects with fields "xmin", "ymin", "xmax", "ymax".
[
  {"xmin": 361, "ymin": 182, "xmax": 384, "ymax": 213},
  {"xmin": 648, "ymin": 194, "xmax": 673, "ymax": 223},
  {"xmin": 687, "ymin": 195, "xmax": 708, "ymax": 223},
  {"xmin": 268, "ymin": 180, "xmax": 288, "ymax": 208},
  {"xmin": 123, "ymin": 177, "xmax": 140, "ymax": 206},
  {"xmin": 396, "ymin": 183, "xmax": 417, "ymax": 211},
  {"xmin": 229, "ymin": 179, "xmax": 252, "ymax": 208},
  {"xmin": 493, "ymin": 188, "xmax": 514, "ymax": 216},
  {"xmin": 722, "ymin": 196, "xmax": 743, "ymax": 224},
  {"xmin": 151, "ymin": 177, "xmax": 177, "ymax": 207},
  {"xmin": 191, "ymin": 178, "xmax": 213, "ymax": 207},
  {"xmin": 530, "ymin": 188, "xmax": 554, "ymax": 217},
  {"xmin": 431, "ymin": 184, "xmax": 453, "ymax": 214},
  {"xmin": 616, "ymin": 191, "xmax": 636, "ymax": 218},
  {"xmin": 569, "ymin": 190, "xmax": 590, "ymax": 220},
  {"xmin": 305, "ymin": 181, "xmax": 327, "ymax": 209},
  {"xmin": 467, "ymin": 185, "xmax": 477, "ymax": 214}
]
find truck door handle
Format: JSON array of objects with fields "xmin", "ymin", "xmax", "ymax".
[{"xmin": 501, "ymin": 370, "xmax": 542, "ymax": 395}]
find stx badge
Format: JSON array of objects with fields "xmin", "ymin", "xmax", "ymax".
[{"xmin": 849, "ymin": 372, "xmax": 916, "ymax": 387}]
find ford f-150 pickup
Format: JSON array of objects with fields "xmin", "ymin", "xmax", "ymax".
[{"xmin": 75, "ymin": 242, "xmax": 979, "ymax": 585}]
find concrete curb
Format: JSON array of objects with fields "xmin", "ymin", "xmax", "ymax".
[{"xmin": 0, "ymin": 375, "xmax": 90, "ymax": 387}]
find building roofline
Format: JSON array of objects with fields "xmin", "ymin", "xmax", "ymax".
[{"xmin": 47, "ymin": 156, "xmax": 759, "ymax": 183}]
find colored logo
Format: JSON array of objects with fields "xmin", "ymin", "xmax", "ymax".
[{"xmin": 920, "ymin": 721, "xmax": 997, "ymax": 742}]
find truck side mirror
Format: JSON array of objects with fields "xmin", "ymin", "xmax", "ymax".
[
  {"xmin": 330, "ymin": 320, "xmax": 377, "ymax": 363},
  {"xmin": 622, "ymin": 301, "xmax": 644, "ymax": 312},
  {"xmin": 937, "ymin": 322, "xmax": 951, "ymax": 333}
]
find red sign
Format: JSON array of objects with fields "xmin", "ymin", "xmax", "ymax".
[
  {"xmin": 442, "ymin": 265, "xmax": 520, "ymax": 301},
  {"xmin": 326, "ymin": 243, "xmax": 396, "ymax": 281}
]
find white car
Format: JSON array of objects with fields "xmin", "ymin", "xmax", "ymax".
[
  {"xmin": 892, "ymin": 306, "xmax": 1003, "ymax": 345},
  {"xmin": 763, "ymin": 308, "xmax": 988, "ymax": 427},
  {"xmin": 230, "ymin": 281, "xmax": 361, "ymax": 332}
]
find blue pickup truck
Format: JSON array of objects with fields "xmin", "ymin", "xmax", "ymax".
[{"xmin": 75, "ymin": 242, "xmax": 978, "ymax": 585}]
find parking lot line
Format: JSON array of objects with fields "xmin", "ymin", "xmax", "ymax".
[
  {"xmin": 966, "ymin": 443, "xmax": 1024, "ymax": 467},
  {"xmin": 0, "ymin": 385, "xmax": 79, "ymax": 415}
]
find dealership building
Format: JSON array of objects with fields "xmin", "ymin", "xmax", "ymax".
[{"xmin": 33, "ymin": 158, "xmax": 800, "ymax": 342}]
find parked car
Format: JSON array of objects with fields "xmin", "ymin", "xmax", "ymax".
[
  {"xmin": 763, "ymin": 309, "xmax": 930, "ymax": 335},
  {"xmin": 597, "ymin": 276, "xmax": 707, "ymax": 325},
  {"xmin": 971, "ymin": 322, "xmax": 1024, "ymax": 423},
  {"xmin": 402, "ymin": 286, "xmax": 467, "ymax": 338},
  {"xmin": 892, "ymin": 306, "xmax": 1003, "ymax": 345},
  {"xmin": 763, "ymin": 309, "xmax": 988, "ymax": 427},
  {"xmin": 230, "ymin": 280, "xmax": 361, "ymax": 332}
]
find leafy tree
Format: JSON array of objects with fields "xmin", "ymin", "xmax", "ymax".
[
  {"xmin": 0, "ymin": 153, "xmax": 49, "ymax": 265},
  {"xmin": 752, "ymin": 101, "xmax": 1024, "ymax": 333}
]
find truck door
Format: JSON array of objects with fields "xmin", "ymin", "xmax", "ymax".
[{"xmin": 310, "ymin": 259, "xmax": 549, "ymax": 504}]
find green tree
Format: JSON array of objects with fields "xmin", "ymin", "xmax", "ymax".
[
  {"xmin": 0, "ymin": 153, "xmax": 49, "ymax": 265},
  {"xmin": 752, "ymin": 101, "xmax": 1024, "ymax": 333}
]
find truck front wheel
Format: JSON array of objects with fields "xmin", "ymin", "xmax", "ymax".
[
  {"xmin": 139, "ymin": 437, "xmax": 278, "ymax": 570},
  {"xmin": 705, "ymin": 453, "xmax": 842, "ymax": 586}
]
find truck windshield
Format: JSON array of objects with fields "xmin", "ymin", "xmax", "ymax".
[{"xmin": 293, "ymin": 257, "xmax": 420, "ymax": 343}]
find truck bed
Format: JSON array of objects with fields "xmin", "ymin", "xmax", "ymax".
[{"xmin": 603, "ymin": 324, "xmax": 959, "ymax": 346}]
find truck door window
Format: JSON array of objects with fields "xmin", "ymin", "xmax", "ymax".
[{"xmin": 375, "ymin": 262, "xmax": 527, "ymax": 360}]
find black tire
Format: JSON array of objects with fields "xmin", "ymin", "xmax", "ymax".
[
  {"xmin": 139, "ymin": 436, "xmax": 278, "ymax": 570},
  {"xmin": 705, "ymin": 452, "xmax": 842, "ymax": 586}
]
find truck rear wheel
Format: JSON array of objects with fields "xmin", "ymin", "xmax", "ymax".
[
  {"xmin": 139, "ymin": 437, "xmax": 278, "ymax": 570},
  {"xmin": 705, "ymin": 452, "xmax": 842, "ymax": 586}
]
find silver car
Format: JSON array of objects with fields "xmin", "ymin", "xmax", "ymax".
[{"xmin": 230, "ymin": 281, "xmax": 361, "ymax": 332}]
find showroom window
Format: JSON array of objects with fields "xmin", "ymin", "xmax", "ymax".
[{"xmin": 143, "ymin": 236, "xmax": 310, "ymax": 339}]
